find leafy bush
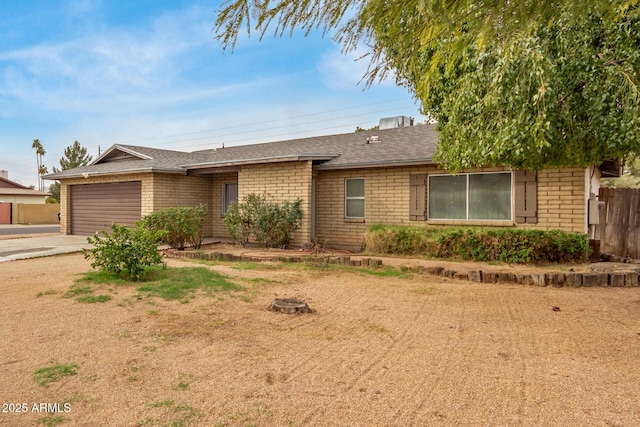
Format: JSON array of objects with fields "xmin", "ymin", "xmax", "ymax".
[
  {"xmin": 84, "ymin": 223, "xmax": 166, "ymax": 280},
  {"xmin": 224, "ymin": 193, "xmax": 303, "ymax": 248},
  {"xmin": 254, "ymin": 199, "xmax": 303, "ymax": 248},
  {"xmin": 142, "ymin": 204, "xmax": 207, "ymax": 250},
  {"xmin": 364, "ymin": 224, "xmax": 439, "ymax": 254},
  {"xmin": 224, "ymin": 194, "xmax": 262, "ymax": 246},
  {"xmin": 365, "ymin": 225, "xmax": 590, "ymax": 264}
]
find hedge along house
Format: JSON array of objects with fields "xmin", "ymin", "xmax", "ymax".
[{"xmin": 45, "ymin": 118, "xmax": 616, "ymax": 250}]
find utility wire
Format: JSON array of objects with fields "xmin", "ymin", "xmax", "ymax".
[
  {"xmin": 6, "ymin": 97, "xmax": 421, "ymax": 182},
  {"xmin": 112, "ymin": 97, "xmax": 416, "ymax": 146}
]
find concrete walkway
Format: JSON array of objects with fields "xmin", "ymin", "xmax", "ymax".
[{"xmin": 0, "ymin": 234, "xmax": 90, "ymax": 262}]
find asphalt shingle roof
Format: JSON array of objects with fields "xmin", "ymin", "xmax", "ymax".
[
  {"xmin": 0, "ymin": 175, "xmax": 51, "ymax": 196},
  {"xmin": 45, "ymin": 124, "xmax": 439, "ymax": 179}
]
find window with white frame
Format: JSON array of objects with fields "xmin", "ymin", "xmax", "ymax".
[
  {"xmin": 345, "ymin": 178, "xmax": 365, "ymax": 218},
  {"xmin": 428, "ymin": 172, "xmax": 512, "ymax": 220},
  {"xmin": 222, "ymin": 183, "xmax": 238, "ymax": 214}
]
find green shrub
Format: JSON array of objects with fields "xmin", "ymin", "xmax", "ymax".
[
  {"xmin": 365, "ymin": 224, "xmax": 590, "ymax": 264},
  {"xmin": 84, "ymin": 223, "xmax": 166, "ymax": 280},
  {"xmin": 224, "ymin": 193, "xmax": 303, "ymax": 248},
  {"xmin": 254, "ymin": 199, "xmax": 303, "ymax": 248},
  {"xmin": 364, "ymin": 224, "xmax": 438, "ymax": 254},
  {"xmin": 142, "ymin": 204, "xmax": 207, "ymax": 250},
  {"xmin": 224, "ymin": 194, "xmax": 262, "ymax": 246}
]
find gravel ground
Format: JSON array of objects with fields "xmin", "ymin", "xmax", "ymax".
[{"xmin": 1, "ymin": 253, "xmax": 639, "ymax": 426}]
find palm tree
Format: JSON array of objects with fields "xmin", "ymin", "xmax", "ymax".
[
  {"xmin": 38, "ymin": 165, "xmax": 49, "ymax": 192},
  {"xmin": 31, "ymin": 139, "xmax": 46, "ymax": 191}
]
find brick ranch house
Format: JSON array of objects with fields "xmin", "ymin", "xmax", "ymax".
[{"xmin": 45, "ymin": 119, "xmax": 618, "ymax": 250}]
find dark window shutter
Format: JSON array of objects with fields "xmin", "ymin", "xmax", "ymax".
[
  {"xmin": 410, "ymin": 174, "xmax": 426, "ymax": 220},
  {"xmin": 514, "ymin": 170, "xmax": 537, "ymax": 223}
]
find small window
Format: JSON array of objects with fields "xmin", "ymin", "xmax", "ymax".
[
  {"xmin": 222, "ymin": 183, "xmax": 238, "ymax": 214},
  {"xmin": 345, "ymin": 178, "xmax": 365, "ymax": 218},
  {"xmin": 428, "ymin": 172, "xmax": 512, "ymax": 220}
]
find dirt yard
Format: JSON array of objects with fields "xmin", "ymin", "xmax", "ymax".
[{"xmin": 1, "ymin": 253, "xmax": 639, "ymax": 426}]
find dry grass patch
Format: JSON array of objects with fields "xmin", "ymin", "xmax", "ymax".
[{"xmin": 1, "ymin": 254, "xmax": 639, "ymax": 426}]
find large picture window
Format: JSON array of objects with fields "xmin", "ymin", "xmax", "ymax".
[
  {"xmin": 345, "ymin": 178, "xmax": 365, "ymax": 218},
  {"xmin": 428, "ymin": 172, "xmax": 512, "ymax": 220}
]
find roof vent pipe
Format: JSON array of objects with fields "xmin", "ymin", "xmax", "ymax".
[{"xmin": 367, "ymin": 136, "xmax": 379, "ymax": 144}]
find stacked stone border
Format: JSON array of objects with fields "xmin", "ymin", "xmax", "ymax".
[
  {"xmin": 165, "ymin": 249, "xmax": 640, "ymax": 288},
  {"xmin": 165, "ymin": 249, "xmax": 383, "ymax": 268}
]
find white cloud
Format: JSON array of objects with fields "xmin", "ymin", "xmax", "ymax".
[
  {"xmin": 0, "ymin": 5, "xmax": 216, "ymax": 112},
  {"xmin": 68, "ymin": 0, "xmax": 101, "ymax": 16}
]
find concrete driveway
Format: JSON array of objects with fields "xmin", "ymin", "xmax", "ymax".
[{"xmin": 0, "ymin": 234, "xmax": 90, "ymax": 262}]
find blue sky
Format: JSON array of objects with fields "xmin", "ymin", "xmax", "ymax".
[{"xmin": 0, "ymin": 0, "xmax": 423, "ymax": 188}]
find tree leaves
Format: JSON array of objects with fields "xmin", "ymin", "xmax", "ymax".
[
  {"xmin": 213, "ymin": 0, "xmax": 640, "ymax": 170},
  {"xmin": 401, "ymin": 6, "xmax": 640, "ymax": 170}
]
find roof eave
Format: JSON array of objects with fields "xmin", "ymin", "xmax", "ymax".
[
  {"xmin": 0, "ymin": 190, "xmax": 51, "ymax": 196},
  {"xmin": 314, "ymin": 158, "xmax": 437, "ymax": 170},
  {"xmin": 182, "ymin": 154, "xmax": 338, "ymax": 170},
  {"xmin": 44, "ymin": 167, "xmax": 187, "ymax": 180}
]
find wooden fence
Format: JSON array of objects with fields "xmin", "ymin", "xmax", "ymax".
[
  {"xmin": 596, "ymin": 187, "xmax": 640, "ymax": 259},
  {"xmin": 0, "ymin": 203, "xmax": 10, "ymax": 224}
]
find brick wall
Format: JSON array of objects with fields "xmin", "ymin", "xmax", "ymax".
[
  {"xmin": 13, "ymin": 203, "xmax": 60, "ymax": 225},
  {"xmin": 59, "ymin": 165, "xmax": 587, "ymax": 246},
  {"xmin": 238, "ymin": 161, "xmax": 312, "ymax": 245},
  {"xmin": 150, "ymin": 174, "xmax": 214, "ymax": 236},
  {"xmin": 519, "ymin": 168, "xmax": 585, "ymax": 233},
  {"xmin": 315, "ymin": 166, "xmax": 425, "ymax": 250},
  {"xmin": 315, "ymin": 166, "xmax": 587, "ymax": 250}
]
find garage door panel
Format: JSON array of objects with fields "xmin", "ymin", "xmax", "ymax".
[
  {"xmin": 72, "ymin": 207, "xmax": 141, "ymax": 215},
  {"xmin": 76, "ymin": 190, "xmax": 139, "ymax": 201},
  {"xmin": 70, "ymin": 181, "xmax": 142, "ymax": 235}
]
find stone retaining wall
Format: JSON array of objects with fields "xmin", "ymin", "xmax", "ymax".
[{"xmin": 165, "ymin": 250, "xmax": 640, "ymax": 288}]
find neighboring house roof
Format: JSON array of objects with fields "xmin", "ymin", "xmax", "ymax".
[
  {"xmin": 0, "ymin": 175, "xmax": 30, "ymax": 189},
  {"xmin": 44, "ymin": 124, "xmax": 440, "ymax": 179},
  {"xmin": 0, "ymin": 175, "xmax": 50, "ymax": 196},
  {"xmin": 0, "ymin": 188, "xmax": 51, "ymax": 197}
]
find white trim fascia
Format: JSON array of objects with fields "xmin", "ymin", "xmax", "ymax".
[
  {"xmin": 44, "ymin": 168, "xmax": 187, "ymax": 180},
  {"xmin": 181, "ymin": 154, "xmax": 338, "ymax": 169}
]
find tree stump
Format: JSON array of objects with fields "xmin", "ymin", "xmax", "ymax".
[{"xmin": 268, "ymin": 298, "xmax": 313, "ymax": 314}]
